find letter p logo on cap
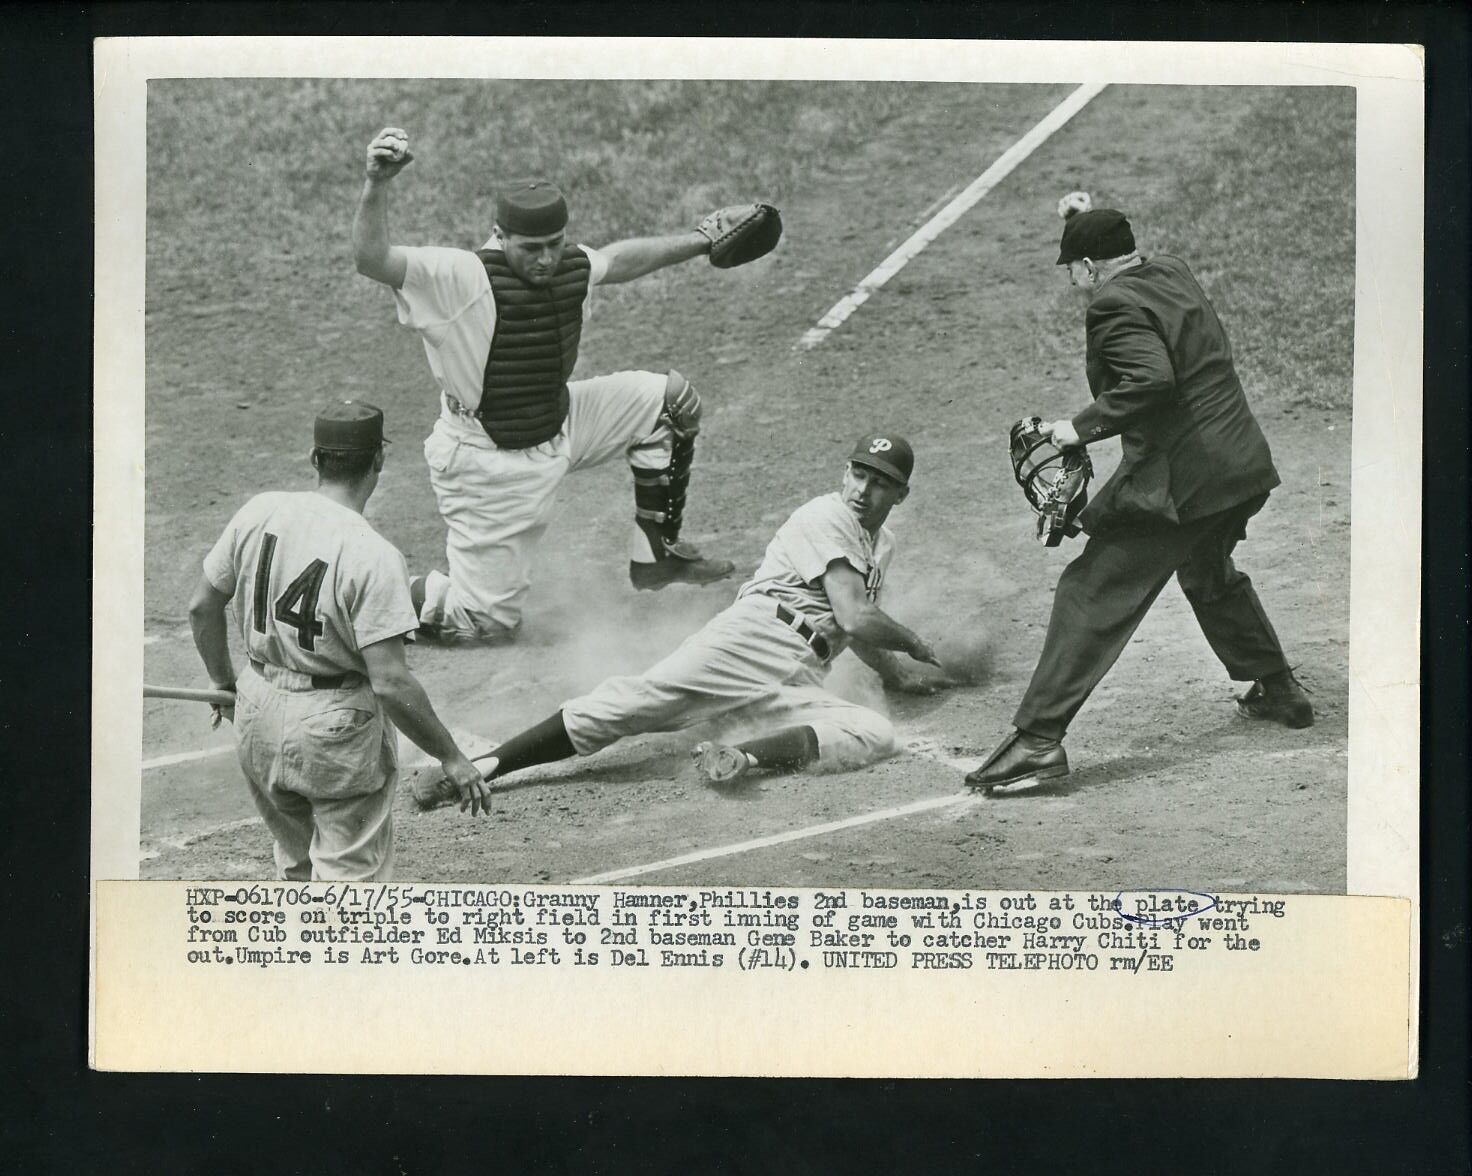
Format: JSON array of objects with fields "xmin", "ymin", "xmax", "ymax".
[{"xmin": 849, "ymin": 432, "xmax": 914, "ymax": 486}]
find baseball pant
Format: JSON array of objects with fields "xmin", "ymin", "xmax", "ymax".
[
  {"xmin": 420, "ymin": 370, "xmax": 673, "ymax": 638},
  {"xmin": 562, "ymin": 595, "xmax": 896, "ymax": 771},
  {"xmin": 1012, "ymin": 493, "xmax": 1290, "ymax": 741},
  {"xmin": 233, "ymin": 663, "xmax": 399, "ymax": 881}
]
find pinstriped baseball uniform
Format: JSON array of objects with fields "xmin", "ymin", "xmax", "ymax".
[
  {"xmin": 561, "ymin": 492, "xmax": 897, "ymax": 769},
  {"xmin": 203, "ymin": 491, "xmax": 418, "ymax": 881}
]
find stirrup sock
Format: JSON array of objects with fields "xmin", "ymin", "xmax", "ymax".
[
  {"xmin": 737, "ymin": 726, "xmax": 820, "ymax": 772},
  {"xmin": 487, "ymin": 711, "xmax": 577, "ymax": 778}
]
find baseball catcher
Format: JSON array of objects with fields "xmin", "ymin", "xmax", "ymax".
[{"xmin": 352, "ymin": 127, "xmax": 783, "ymax": 646}]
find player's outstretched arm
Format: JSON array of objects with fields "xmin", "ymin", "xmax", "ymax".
[
  {"xmin": 352, "ymin": 127, "xmax": 414, "ymax": 289},
  {"xmin": 823, "ymin": 561, "xmax": 943, "ymax": 669},
  {"xmin": 597, "ymin": 231, "xmax": 711, "ymax": 284},
  {"xmin": 361, "ymin": 637, "xmax": 489, "ymax": 815},
  {"xmin": 851, "ymin": 640, "xmax": 950, "ymax": 695}
]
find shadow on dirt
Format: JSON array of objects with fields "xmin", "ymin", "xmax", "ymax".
[{"xmin": 982, "ymin": 716, "xmax": 1299, "ymax": 800}]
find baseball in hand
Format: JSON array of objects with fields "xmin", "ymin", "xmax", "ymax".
[
  {"xmin": 1057, "ymin": 190, "xmax": 1093, "ymax": 220},
  {"xmin": 367, "ymin": 128, "xmax": 414, "ymax": 176}
]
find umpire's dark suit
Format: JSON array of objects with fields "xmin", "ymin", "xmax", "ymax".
[{"xmin": 1013, "ymin": 253, "xmax": 1291, "ymax": 740}]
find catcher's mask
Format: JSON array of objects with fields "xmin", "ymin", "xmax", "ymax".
[{"xmin": 1009, "ymin": 417, "xmax": 1092, "ymax": 547}]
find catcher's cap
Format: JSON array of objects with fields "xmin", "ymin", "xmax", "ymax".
[
  {"xmin": 849, "ymin": 433, "xmax": 914, "ymax": 486},
  {"xmin": 313, "ymin": 401, "xmax": 388, "ymax": 452},
  {"xmin": 496, "ymin": 179, "xmax": 568, "ymax": 236},
  {"xmin": 1057, "ymin": 208, "xmax": 1136, "ymax": 265}
]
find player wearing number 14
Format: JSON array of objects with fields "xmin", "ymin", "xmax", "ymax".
[{"xmin": 188, "ymin": 402, "xmax": 488, "ymax": 882}]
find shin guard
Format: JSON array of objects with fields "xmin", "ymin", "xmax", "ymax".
[{"xmin": 633, "ymin": 370, "xmax": 701, "ymax": 551}]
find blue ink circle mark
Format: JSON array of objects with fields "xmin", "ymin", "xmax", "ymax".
[{"xmin": 1112, "ymin": 889, "xmax": 1219, "ymax": 928}]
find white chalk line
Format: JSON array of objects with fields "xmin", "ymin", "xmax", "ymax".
[
  {"xmin": 141, "ymin": 737, "xmax": 457, "ymax": 773},
  {"xmin": 570, "ymin": 794, "xmax": 978, "ymax": 886},
  {"xmin": 138, "ymin": 725, "xmax": 492, "ymax": 861},
  {"xmin": 142, "ymin": 729, "xmax": 981, "ymax": 877},
  {"xmin": 142, "ymin": 744, "xmax": 235, "ymax": 771},
  {"xmin": 141, "ymin": 815, "xmax": 265, "ymax": 861},
  {"xmin": 797, "ymin": 82, "xmax": 1107, "ymax": 350},
  {"xmin": 140, "ymin": 678, "xmax": 518, "ymax": 772},
  {"xmin": 569, "ymin": 737, "xmax": 983, "ymax": 885}
]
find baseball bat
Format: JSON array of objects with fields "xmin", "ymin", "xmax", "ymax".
[{"xmin": 144, "ymin": 684, "xmax": 237, "ymax": 706}]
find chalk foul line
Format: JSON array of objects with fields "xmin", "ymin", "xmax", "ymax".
[
  {"xmin": 798, "ymin": 82, "xmax": 1107, "ymax": 350},
  {"xmin": 142, "ymin": 725, "xmax": 494, "ymax": 773},
  {"xmin": 569, "ymin": 792, "xmax": 979, "ymax": 886},
  {"xmin": 144, "ymin": 730, "xmax": 982, "ymax": 880},
  {"xmin": 570, "ymin": 738, "xmax": 983, "ymax": 885},
  {"xmin": 142, "ymin": 744, "xmax": 235, "ymax": 771}
]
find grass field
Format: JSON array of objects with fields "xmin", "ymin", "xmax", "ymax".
[{"xmin": 141, "ymin": 80, "xmax": 1355, "ymax": 889}]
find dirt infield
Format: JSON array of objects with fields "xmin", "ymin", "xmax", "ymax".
[{"xmin": 141, "ymin": 82, "xmax": 1353, "ymax": 890}]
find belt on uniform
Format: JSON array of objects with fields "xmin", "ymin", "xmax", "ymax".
[
  {"xmin": 250, "ymin": 658, "xmax": 354, "ymax": 690},
  {"xmin": 445, "ymin": 393, "xmax": 568, "ymax": 451},
  {"xmin": 444, "ymin": 393, "xmax": 478, "ymax": 420},
  {"xmin": 774, "ymin": 603, "xmax": 831, "ymax": 661}
]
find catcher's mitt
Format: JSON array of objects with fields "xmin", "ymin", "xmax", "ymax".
[
  {"xmin": 1009, "ymin": 417, "xmax": 1092, "ymax": 547},
  {"xmin": 697, "ymin": 203, "xmax": 782, "ymax": 268}
]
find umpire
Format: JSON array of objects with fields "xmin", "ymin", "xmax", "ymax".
[{"xmin": 966, "ymin": 208, "xmax": 1312, "ymax": 792}]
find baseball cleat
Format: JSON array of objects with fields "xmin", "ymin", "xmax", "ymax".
[
  {"xmin": 411, "ymin": 769, "xmax": 461, "ymax": 811},
  {"xmin": 1236, "ymin": 673, "xmax": 1314, "ymax": 729},
  {"xmin": 415, "ymin": 620, "xmax": 518, "ymax": 648},
  {"xmin": 629, "ymin": 542, "xmax": 736, "ymax": 590},
  {"xmin": 964, "ymin": 730, "xmax": 1069, "ymax": 793},
  {"xmin": 692, "ymin": 741, "xmax": 753, "ymax": 785}
]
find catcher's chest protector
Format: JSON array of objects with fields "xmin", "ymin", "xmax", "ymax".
[{"xmin": 477, "ymin": 247, "xmax": 591, "ymax": 449}]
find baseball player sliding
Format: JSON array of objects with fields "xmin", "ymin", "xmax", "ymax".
[
  {"xmin": 417, "ymin": 433, "xmax": 948, "ymax": 807},
  {"xmin": 352, "ymin": 127, "xmax": 780, "ymax": 645},
  {"xmin": 188, "ymin": 403, "xmax": 488, "ymax": 882}
]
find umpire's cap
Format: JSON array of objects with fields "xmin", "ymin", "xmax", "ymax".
[
  {"xmin": 314, "ymin": 401, "xmax": 388, "ymax": 452},
  {"xmin": 1057, "ymin": 208, "xmax": 1136, "ymax": 264},
  {"xmin": 496, "ymin": 179, "xmax": 568, "ymax": 236},
  {"xmin": 849, "ymin": 433, "xmax": 914, "ymax": 486}
]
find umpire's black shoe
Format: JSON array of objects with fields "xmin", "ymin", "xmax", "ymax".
[
  {"xmin": 964, "ymin": 729, "xmax": 1069, "ymax": 792},
  {"xmin": 629, "ymin": 540, "xmax": 736, "ymax": 591},
  {"xmin": 1236, "ymin": 671, "xmax": 1314, "ymax": 729}
]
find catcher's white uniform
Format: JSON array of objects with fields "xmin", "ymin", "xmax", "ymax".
[
  {"xmin": 391, "ymin": 243, "xmax": 676, "ymax": 637},
  {"xmin": 561, "ymin": 492, "xmax": 897, "ymax": 769},
  {"xmin": 203, "ymin": 491, "xmax": 419, "ymax": 881}
]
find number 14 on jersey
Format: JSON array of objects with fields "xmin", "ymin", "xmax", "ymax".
[{"xmin": 252, "ymin": 532, "xmax": 327, "ymax": 650}]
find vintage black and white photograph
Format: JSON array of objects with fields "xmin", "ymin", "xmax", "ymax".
[{"xmin": 133, "ymin": 69, "xmax": 1362, "ymax": 892}]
